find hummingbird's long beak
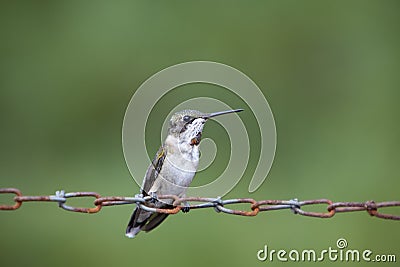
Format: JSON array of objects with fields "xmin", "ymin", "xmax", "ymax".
[{"xmin": 203, "ymin": 109, "xmax": 244, "ymax": 119}]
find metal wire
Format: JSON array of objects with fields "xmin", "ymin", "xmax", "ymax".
[{"xmin": 1, "ymin": 188, "xmax": 399, "ymax": 220}]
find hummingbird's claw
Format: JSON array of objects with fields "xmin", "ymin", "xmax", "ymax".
[
  {"xmin": 181, "ymin": 201, "xmax": 190, "ymax": 213},
  {"xmin": 182, "ymin": 207, "xmax": 190, "ymax": 213},
  {"xmin": 149, "ymin": 192, "xmax": 158, "ymax": 203}
]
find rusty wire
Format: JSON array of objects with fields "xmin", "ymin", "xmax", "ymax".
[{"xmin": 0, "ymin": 188, "xmax": 399, "ymax": 220}]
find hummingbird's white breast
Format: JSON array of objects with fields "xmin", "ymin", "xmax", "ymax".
[{"xmin": 149, "ymin": 134, "xmax": 201, "ymax": 199}]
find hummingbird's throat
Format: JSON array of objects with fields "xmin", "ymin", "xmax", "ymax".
[{"xmin": 190, "ymin": 132, "xmax": 202, "ymax": 146}]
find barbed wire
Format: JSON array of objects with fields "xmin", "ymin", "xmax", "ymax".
[{"xmin": 1, "ymin": 188, "xmax": 399, "ymax": 220}]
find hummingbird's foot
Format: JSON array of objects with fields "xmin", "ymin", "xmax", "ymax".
[
  {"xmin": 181, "ymin": 201, "xmax": 190, "ymax": 213},
  {"xmin": 149, "ymin": 192, "xmax": 158, "ymax": 203}
]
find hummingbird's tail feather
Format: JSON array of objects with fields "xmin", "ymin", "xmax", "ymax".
[
  {"xmin": 142, "ymin": 213, "xmax": 169, "ymax": 232},
  {"xmin": 125, "ymin": 204, "xmax": 173, "ymax": 238},
  {"xmin": 125, "ymin": 207, "xmax": 147, "ymax": 238}
]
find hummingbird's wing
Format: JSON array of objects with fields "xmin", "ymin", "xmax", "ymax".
[
  {"xmin": 125, "ymin": 145, "xmax": 171, "ymax": 238},
  {"xmin": 141, "ymin": 145, "xmax": 166, "ymax": 196}
]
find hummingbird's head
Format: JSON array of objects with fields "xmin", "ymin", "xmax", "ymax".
[{"xmin": 168, "ymin": 109, "xmax": 243, "ymax": 146}]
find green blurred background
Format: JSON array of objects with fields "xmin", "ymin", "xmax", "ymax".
[{"xmin": 1, "ymin": 1, "xmax": 399, "ymax": 266}]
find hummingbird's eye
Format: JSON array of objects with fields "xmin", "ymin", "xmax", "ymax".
[{"xmin": 183, "ymin": 115, "xmax": 191, "ymax": 122}]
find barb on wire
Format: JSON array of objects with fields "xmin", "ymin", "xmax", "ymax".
[{"xmin": 1, "ymin": 188, "xmax": 400, "ymax": 220}]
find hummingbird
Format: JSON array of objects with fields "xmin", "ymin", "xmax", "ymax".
[{"xmin": 125, "ymin": 108, "xmax": 243, "ymax": 238}]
